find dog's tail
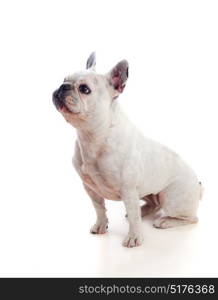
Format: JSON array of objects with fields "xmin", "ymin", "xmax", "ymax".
[{"xmin": 199, "ymin": 181, "xmax": 204, "ymax": 200}]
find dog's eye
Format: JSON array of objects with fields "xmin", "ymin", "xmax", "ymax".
[{"xmin": 79, "ymin": 84, "xmax": 91, "ymax": 95}]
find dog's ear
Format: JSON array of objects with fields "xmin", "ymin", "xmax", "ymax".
[
  {"xmin": 86, "ymin": 52, "xmax": 96, "ymax": 70},
  {"xmin": 107, "ymin": 60, "xmax": 129, "ymax": 98}
]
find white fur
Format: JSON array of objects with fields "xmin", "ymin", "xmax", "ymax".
[{"xmin": 55, "ymin": 54, "xmax": 202, "ymax": 248}]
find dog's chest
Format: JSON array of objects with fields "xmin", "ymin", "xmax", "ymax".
[{"xmin": 80, "ymin": 152, "xmax": 122, "ymax": 200}]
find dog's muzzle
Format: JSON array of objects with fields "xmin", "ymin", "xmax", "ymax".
[{"xmin": 52, "ymin": 83, "xmax": 71, "ymax": 109}]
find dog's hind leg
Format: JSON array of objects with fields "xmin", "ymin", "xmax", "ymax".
[
  {"xmin": 153, "ymin": 215, "xmax": 198, "ymax": 229},
  {"xmin": 153, "ymin": 180, "xmax": 200, "ymax": 229}
]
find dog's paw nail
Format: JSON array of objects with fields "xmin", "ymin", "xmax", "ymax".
[
  {"xmin": 90, "ymin": 223, "xmax": 108, "ymax": 234},
  {"xmin": 153, "ymin": 222, "xmax": 164, "ymax": 229},
  {"xmin": 153, "ymin": 218, "xmax": 169, "ymax": 229},
  {"xmin": 122, "ymin": 234, "xmax": 144, "ymax": 248}
]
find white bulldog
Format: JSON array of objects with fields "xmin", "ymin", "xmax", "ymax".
[{"xmin": 52, "ymin": 53, "xmax": 203, "ymax": 247}]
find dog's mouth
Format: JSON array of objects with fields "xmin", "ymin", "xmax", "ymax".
[
  {"xmin": 58, "ymin": 104, "xmax": 71, "ymax": 113},
  {"xmin": 53, "ymin": 94, "xmax": 80, "ymax": 115},
  {"xmin": 57, "ymin": 102, "xmax": 80, "ymax": 115}
]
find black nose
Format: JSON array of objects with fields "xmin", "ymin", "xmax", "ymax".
[
  {"xmin": 59, "ymin": 83, "xmax": 71, "ymax": 93},
  {"xmin": 56, "ymin": 83, "xmax": 71, "ymax": 100},
  {"xmin": 52, "ymin": 83, "xmax": 71, "ymax": 109}
]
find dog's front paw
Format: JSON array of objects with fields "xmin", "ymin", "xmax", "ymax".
[
  {"xmin": 122, "ymin": 233, "xmax": 144, "ymax": 248},
  {"xmin": 90, "ymin": 222, "xmax": 108, "ymax": 234}
]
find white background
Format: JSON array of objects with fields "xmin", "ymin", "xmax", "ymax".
[{"xmin": 0, "ymin": 0, "xmax": 218, "ymax": 277}]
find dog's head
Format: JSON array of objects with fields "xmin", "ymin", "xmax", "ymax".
[{"xmin": 52, "ymin": 53, "xmax": 129, "ymax": 127}]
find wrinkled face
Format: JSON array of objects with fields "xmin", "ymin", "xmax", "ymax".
[
  {"xmin": 52, "ymin": 53, "xmax": 129, "ymax": 127},
  {"xmin": 53, "ymin": 71, "xmax": 107, "ymax": 118}
]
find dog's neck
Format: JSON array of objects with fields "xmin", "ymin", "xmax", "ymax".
[{"xmin": 76, "ymin": 101, "xmax": 122, "ymax": 159}]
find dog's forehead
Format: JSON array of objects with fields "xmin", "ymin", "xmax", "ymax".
[{"xmin": 64, "ymin": 70, "xmax": 98, "ymax": 84}]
